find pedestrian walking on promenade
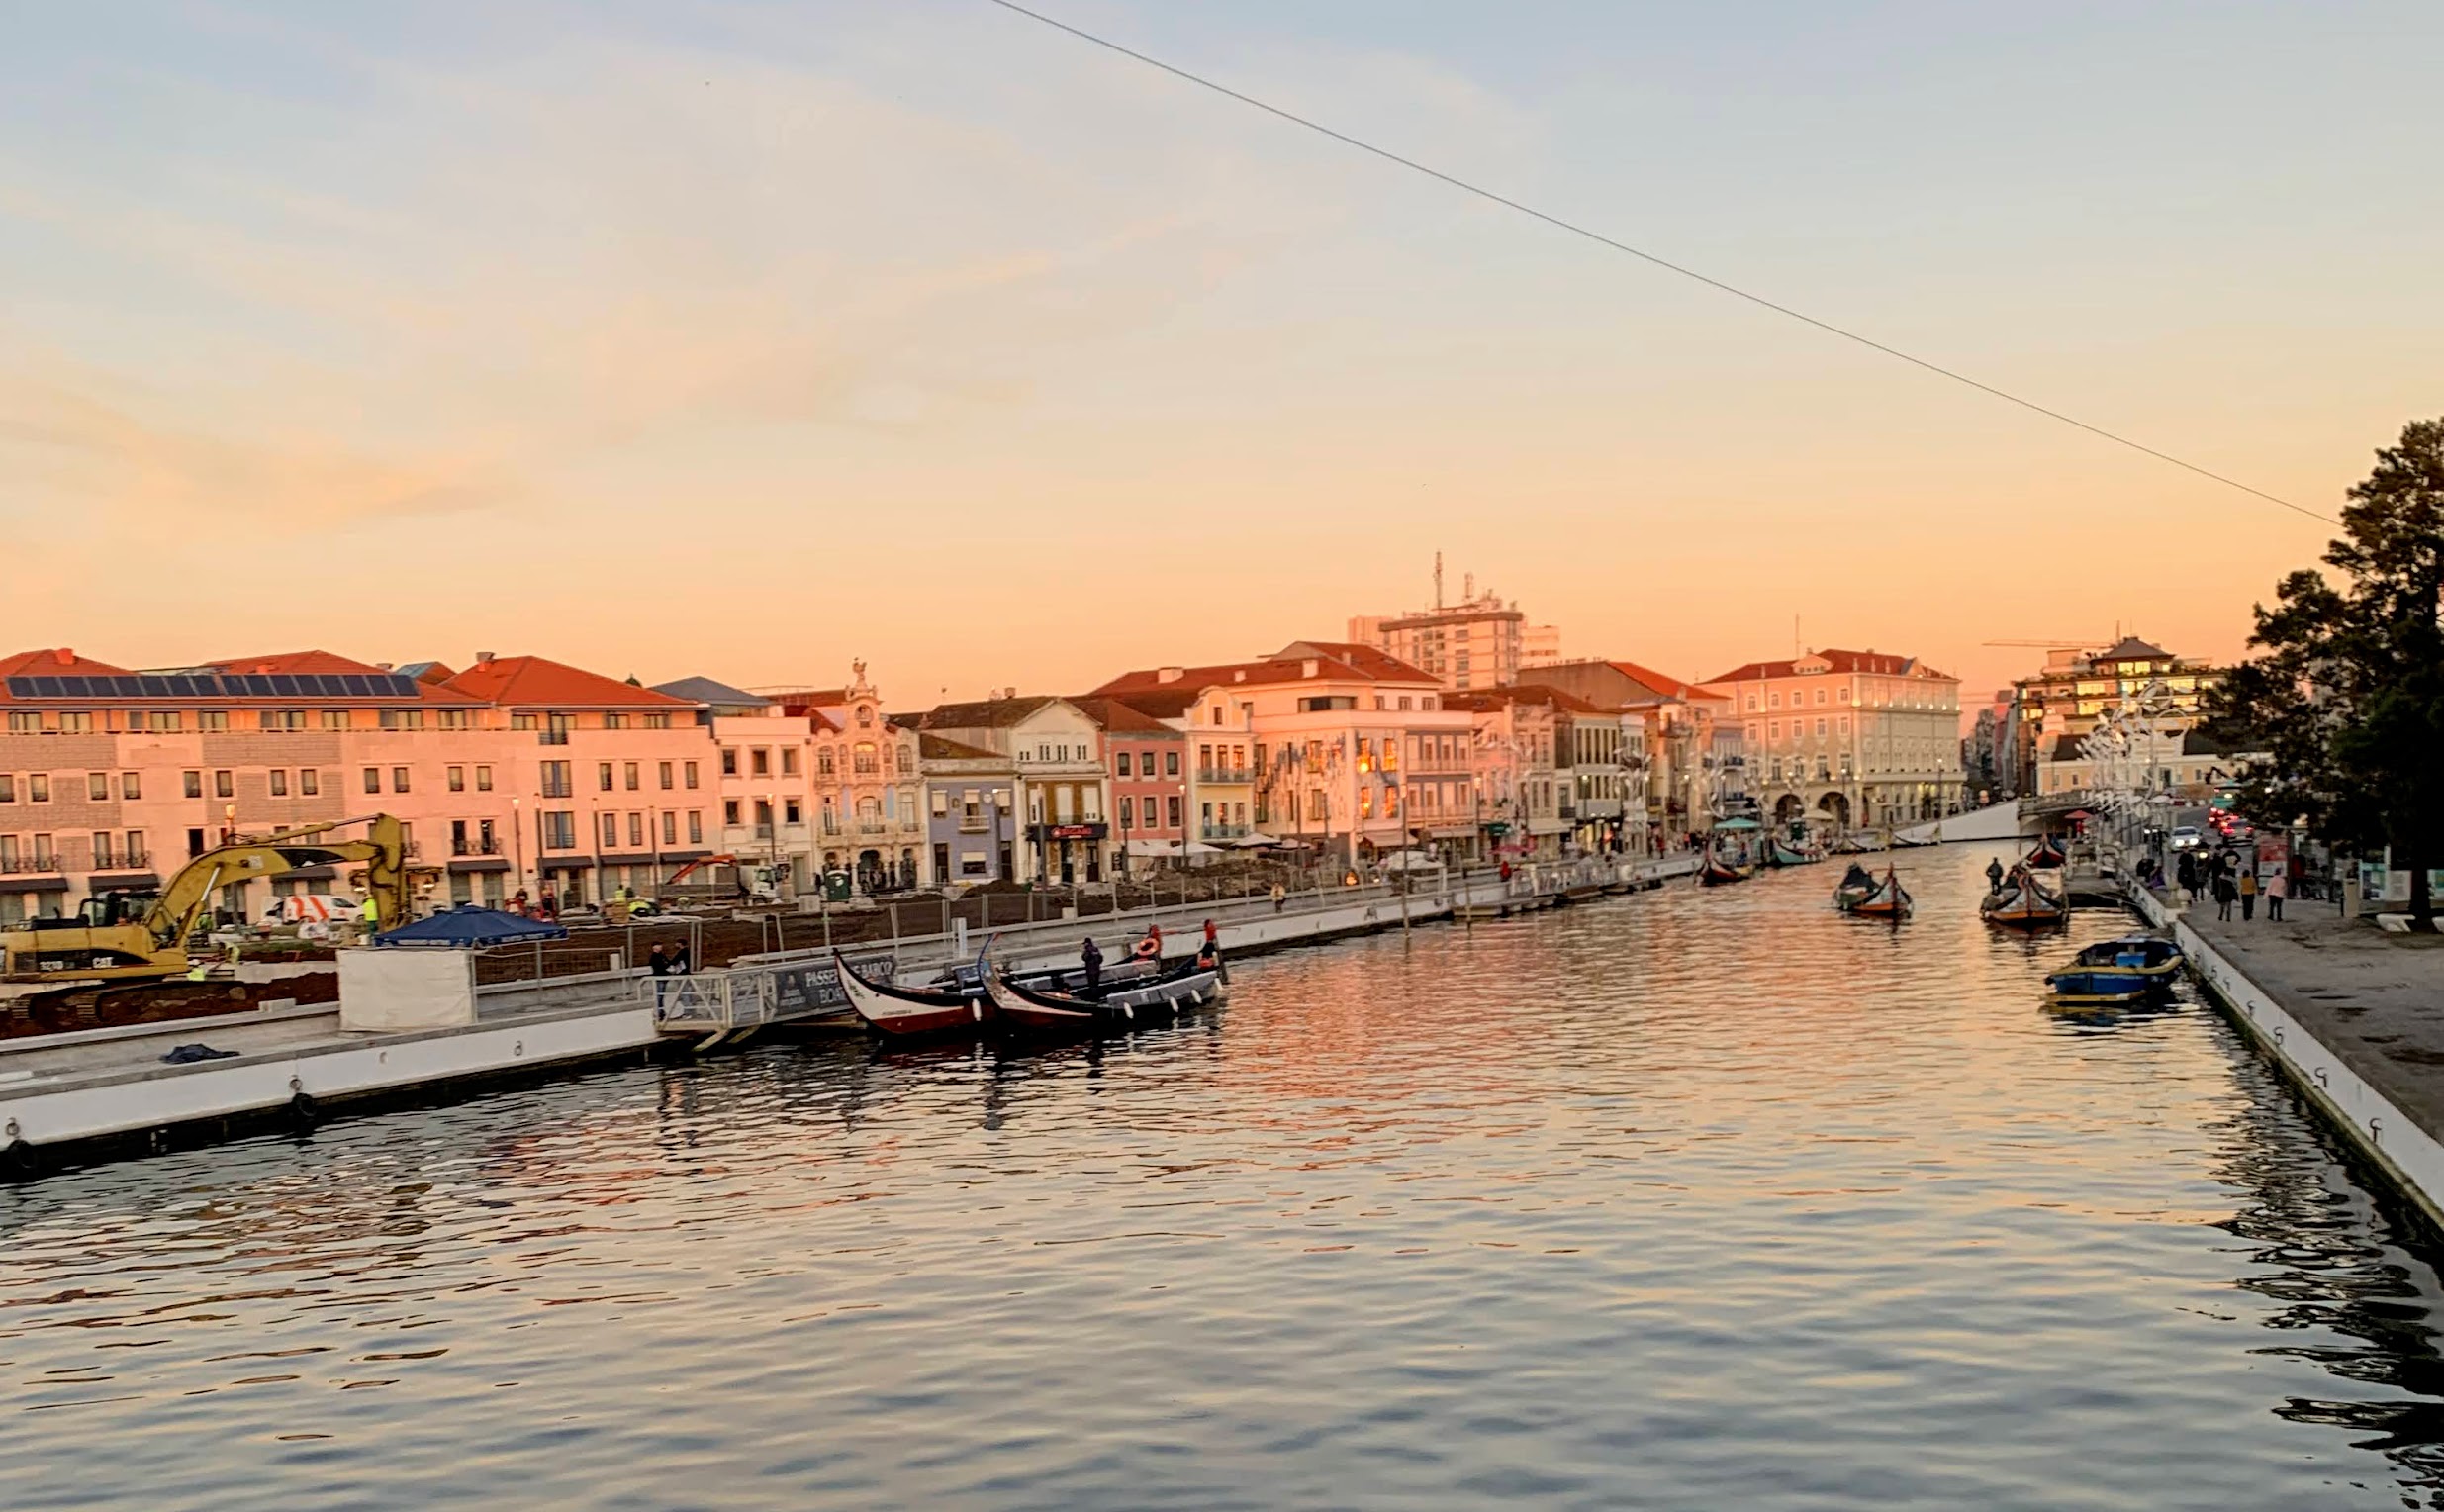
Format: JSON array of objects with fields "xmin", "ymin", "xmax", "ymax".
[
  {"xmin": 2214, "ymin": 872, "xmax": 2236, "ymax": 921},
  {"xmin": 648, "ymin": 943, "xmax": 671, "ymax": 1013},
  {"xmin": 2265, "ymin": 870, "xmax": 2286, "ymax": 922},
  {"xmin": 2238, "ymin": 868, "xmax": 2257, "ymax": 921},
  {"xmin": 2177, "ymin": 851, "xmax": 2199, "ymax": 903}
]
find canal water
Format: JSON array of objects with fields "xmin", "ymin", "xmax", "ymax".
[{"xmin": 6, "ymin": 846, "xmax": 2444, "ymax": 1510}]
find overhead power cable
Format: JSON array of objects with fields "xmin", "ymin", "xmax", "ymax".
[{"xmin": 983, "ymin": 0, "xmax": 2335, "ymax": 526}]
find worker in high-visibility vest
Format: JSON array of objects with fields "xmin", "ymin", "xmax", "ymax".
[{"xmin": 360, "ymin": 896, "xmax": 380, "ymax": 933}]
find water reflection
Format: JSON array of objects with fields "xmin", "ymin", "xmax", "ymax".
[{"xmin": 2, "ymin": 846, "xmax": 2441, "ymax": 1510}]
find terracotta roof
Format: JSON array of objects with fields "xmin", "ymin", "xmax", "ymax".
[
  {"xmin": 1093, "ymin": 647, "xmax": 1432, "ymax": 698},
  {"xmin": 1503, "ymin": 683, "xmax": 1604, "ymax": 713},
  {"xmin": 442, "ymin": 655, "xmax": 699, "ymax": 709},
  {"xmin": 1704, "ymin": 649, "xmax": 1954, "ymax": 684},
  {"xmin": 1271, "ymin": 640, "xmax": 1440, "ymax": 683},
  {"xmin": 1603, "ymin": 660, "xmax": 1714, "ymax": 702},
  {"xmin": 0, "ymin": 648, "xmax": 135, "ymax": 678},
  {"xmin": 1098, "ymin": 687, "xmax": 1202, "ymax": 720},
  {"xmin": 918, "ymin": 732, "xmax": 1005, "ymax": 762},
  {"xmin": 1070, "ymin": 696, "xmax": 1182, "ymax": 735},
  {"xmin": 205, "ymin": 650, "xmax": 392, "ymax": 678},
  {"xmin": 917, "ymin": 696, "xmax": 1061, "ymax": 730}
]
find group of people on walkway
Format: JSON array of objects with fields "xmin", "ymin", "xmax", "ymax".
[{"xmin": 2177, "ymin": 848, "xmax": 2285, "ymax": 923}]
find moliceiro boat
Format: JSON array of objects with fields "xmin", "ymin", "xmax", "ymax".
[
  {"xmin": 2044, "ymin": 967, "xmax": 2158, "ymax": 1006},
  {"xmin": 2024, "ymin": 835, "xmax": 2068, "ymax": 869},
  {"xmin": 1833, "ymin": 863, "xmax": 1912, "ymax": 919},
  {"xmin": 985, "ymin": 953, "xmax": 1226, "ymax": 1030},
  {"xmin": 2068, "ymin": 935, "xmax": 2183, "ymax": 979},
  {"xmin": 836, "ymin": 952, "xmax": 993, "ymax": 1037},
  {"xmin": 1980, "ymin": 864, "xmax": 2067, "ymax": 930}
]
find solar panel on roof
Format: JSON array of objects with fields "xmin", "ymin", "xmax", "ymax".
[{"xmin": 340, "ymin": 674, "xmax": 372, "ymax": 696}]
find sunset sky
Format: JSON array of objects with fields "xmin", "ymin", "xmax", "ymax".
[{"xmin": 3, "ymin": 1, "xmax": 2436, "ymax": 712}]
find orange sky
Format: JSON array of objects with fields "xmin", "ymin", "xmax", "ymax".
[{"xmin": 1, "ymin": 4, "xmax": 2428, "ymax": 717}]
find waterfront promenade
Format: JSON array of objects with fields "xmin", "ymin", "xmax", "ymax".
[{"xmin": 2139, "ymin": 883, "xmax": 2444, "ymax": 1227}]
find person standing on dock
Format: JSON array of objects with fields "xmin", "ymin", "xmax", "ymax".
[
  {"xmin": 648, "ymin": 943, "xmax": 672, "ymax": 1012},
  {"xmin": 2265, "ymin": 869, "xmax": 2287, "ymax": 922},
  {"xmin": 1985, "ymin": 856, "xmax": 2005, "ymax": 895},
  {"xmin": 1080, "ymin": 935, "xmax": 1103, "ymax": 992},
  {"xmin": 2238, "ymin": 867, "xmax": 2258, "ymax": 921},
  {"xmin": 2213, "ymin": 869, "xmax": 2236, "ymax": 922},
  {"xmin": 1269, "ymin": 882, "xmax": 1286, "ymax": 913}
]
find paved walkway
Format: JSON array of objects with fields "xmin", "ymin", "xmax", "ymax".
[{"xmin": 2171, "ymin": 891, "xmax": 2444, "ymax": 1144}]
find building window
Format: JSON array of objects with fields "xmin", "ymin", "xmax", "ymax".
[
  {"xmin": 644, "ymin": 713, "xmax": 671, "ymax": 730},
  {"xmin": 622, "ymin": 762, "xmax": 639, "ymax": 791},
  {"xmin": 684, "ymin": 761, "xmax": 700, "ymax": 790},
  {"xmin": 29, "ymin": 774, "xmax": 50, "ymax": 803},
  {"xmin": 513, "ymin": 714, "xmax": 537, "ymax": 731},
  {"xmin": 601, "ymin": 812, "xmax": 619, "ymax": 848},
  {"xmin": 196, "ymin": 711, "xmax": 228, "ymax": 731},
  {"xmin": 724, "ymin": 800, "xmax": 741, "ymax": 826},
  {"xmin": 628, "ymin": 812, "xmax": 645, "ymax": 847},
  {"xmin": 0, "ymin": 775, "xmax": 12, "ymax": 803},
  {"xmin": 603, "ymin": 713, "xmax": 627, "ymax": 730},
  {"xmin": 817, "ymin": 748, "xmax": 835, "ymax": 776},
  {"xmin": 721, "ymin": 748, "xmax": 739, "ymax": 777},
  {"xmin": 5, "ymin": 712, "xmax": 37, "ymax": 733},
  {"xmin": 270, "ymin": 769, "xmax": 288, "ymax": 797},
  {"xmin": 322, "ymin": 710, "xmax": 349, "ymax": 730},
  {"xmin": 599, "ymin": 762, "xmax": 614, "ymax": 792},
  {"xmin": 540, "ymin": 761, "xmax": 572, "ymax": 798},
  {"xmin": 475, "ymin": 765, "xmax": 492, "ymax": 792},
  {"xmin": 377, "ymin": 709, "xmax": 423, "ymax": 731},
  {"xmin": 57, "ymin": 712, "xmax": 93, "ymax": 733},
  {"xmin": 86, "ymin": 772, "xmax": 107, "ymax": 802},
  {"xmin": 751, "ymin": 748, "xmax": 770, "ymax": 778},
  {"xmin": 658, "ymin": 761, "xmax": 674, "ymax": 790},
  {"xmin": 1116, "ymin": 751, "xmax": 1132, "ymax": 777},
  {"xmin": 782, "ymin": 748, "xmax": 799, "ymax": 776},
  {"xmin": 301, "ymin": 769, "xmax": 320, "ymax": 796},
  {"xmin": 392, "ymin": 767, "xmax": 410, "ymax": 793},
  {"xmin": 363, "ymin": 767, "xmax": 380, "ymax": 795},
  {"xmin": 661, "ymin": 812, "xmax": 678, "ymax": 845},
  {"xmin": 688, "ymin": 811, "xmax": 704, "ymax": 844},
  {"xmin": 543, "ymin": 811, "xmax": 577, "ymax": 849},
  {"xmin": 448, "ymin": 766, "xmax": 465, "ymax": 792},
  {"xmin": 1165, "ymin": 751, "xmax": 1179, "ymax": 777},
  {"xmin": 214, "ymin": 770, "xmax": 234, "ymax": 799}
]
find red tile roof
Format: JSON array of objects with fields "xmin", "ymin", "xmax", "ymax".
[
  {"xmin": 205, "ymin": 649, "xmax": 392, "ymax": 678},
  {"xmin": 1070, "ymin": 696, "xmax": 1184, "ymax": 735},
  {"xmin": 0, "ymin": 648, "xmax": 136, "ymax": 678},
  {"xmin": 1604, "ymin": 660, "xmax": 1714, "ymax": 702},
  {"xmin": 1704, "ymin": 649, "xmax": 1953, "ymax": 684},
  {"xmin": 1272, "ymin": 640, "xmax": 1440, "ymax": 683},
  {"xmin": 1094, "ymin": 643, "xmax": 1438, "ymax": 698},
  {"xmin": 441, "ymin": 655, "xmax": 699, "ymax": 709}
]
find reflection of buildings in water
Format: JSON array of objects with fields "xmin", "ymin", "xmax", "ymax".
[{"xmin": 2208, "ymin": 1054, "xmax": 2444, "ymax": 1488}]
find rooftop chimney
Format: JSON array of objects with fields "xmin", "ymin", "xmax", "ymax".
[
  {"xmin": 1301, "ymin": 659, "xmax": 1320, "ymax": 678},
  {"xmin": 51, "ymin": 648, "xmax": 73, "ymax": 666},
  {"xmin": 1155, "ymin": 667, "xmax": 1183, "ymax": 684},
  {"xmin": 375, "ymin": 662, "xmax": 393, "ymax": 672},
  {"xmin": 475, "ymin": 650, "xmax": 496, "ymax": 664},
  {"xmin": 1232, "ymin": 670, "xmax": 1247, "ymax": 683}
]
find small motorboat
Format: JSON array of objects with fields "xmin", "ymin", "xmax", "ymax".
[
  {"xmin": 836, "ymin": 952, "xmax": 992, "ymax": 1037},
  {"xmin": 2025, "ymin": 835, "xmax": 2068, "ymax": 869},
  {"xmin": 2045, "ymin": 967, "xmax": 2157, "ymax": 1006},
  {"xmin": 2069, "ymin": 935, "xmax": 2183, "ymax": 978},
  {"xmin": 1981, "ymin": 864, "xmax": 2068, "ymax": 930}
]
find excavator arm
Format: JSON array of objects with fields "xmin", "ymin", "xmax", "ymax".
[{"xmin": 142, "ymin": 814, "xmax": 411, "ymax": 949}]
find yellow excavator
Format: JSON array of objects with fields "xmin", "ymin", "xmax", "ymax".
[{"xmin": 0, "ymin": 814, "xmax": 416, "ymax": 985}]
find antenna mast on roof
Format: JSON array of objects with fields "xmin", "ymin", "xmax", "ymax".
[{"xmin": 1433, "ymin": 551, "xmax": 1443, "ymax": 611}]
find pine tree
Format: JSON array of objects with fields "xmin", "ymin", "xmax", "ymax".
[{"xmin": 2212, "ymin": 418, "xmax": 2444, "ymax": 926}]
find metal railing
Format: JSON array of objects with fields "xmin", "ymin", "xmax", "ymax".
[
  {"xmin": 537, "ymin": 730, "xmax": 571, "ymax": 745},
  {"xmin": 1196, "ymin": 767, "xmax": 1253, "ymax": 784},
  {"xmin": 452, "ymin": 838, "xmax": 504, "ymax": 857},
  {"xmin": 1201, "ymin": 822, "xmax": 1251, "ymax": 840}
]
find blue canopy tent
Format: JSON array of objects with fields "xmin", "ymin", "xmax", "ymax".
[{"xmin": 373, "ymin": 907, "xmax": 570, "ymax": 949}]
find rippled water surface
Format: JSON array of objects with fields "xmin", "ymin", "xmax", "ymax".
[{"xmin": 8, "ymin": 846, "xmax": 2444, "ymax": 1510}]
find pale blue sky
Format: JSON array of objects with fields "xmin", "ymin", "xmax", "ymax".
[{"xmin": 2, "ymin": 1, "xmax": 2436, "ymax": 702}]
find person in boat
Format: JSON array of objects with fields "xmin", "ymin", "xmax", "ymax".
[
  {"xmin": 1132, "ymin": 924, "xmax": 1164, "ymax": 962},
  {"xmin": 1985, "ymin": 856, "xmax": 2006, "ymax": 894},
  {"xmin": 1080, "ymin": 934, "xmax": 1104, "ymax": 992}
]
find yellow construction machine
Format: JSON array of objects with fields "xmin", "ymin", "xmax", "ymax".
[{"xmin": 0, "ymin": 814, "xmax": 415, "ymax": 985}]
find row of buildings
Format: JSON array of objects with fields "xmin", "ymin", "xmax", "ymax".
[
  {"xmin": 1972, "ymin": 636, "xmax": 2245, "ymax": 803},
  {"xmin": 0, "ymin": 612, "xmax": 1972, "ymax": 921}
]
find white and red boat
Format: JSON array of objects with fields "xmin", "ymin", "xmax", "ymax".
[{"xmin": 835, "ymin": 952, "xmax": 992, "ymax": 1037}]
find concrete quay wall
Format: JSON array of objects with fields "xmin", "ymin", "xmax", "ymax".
[{"xmin": 2132, "ymin": 885, "xmax": 2444, "ymax": 1233}]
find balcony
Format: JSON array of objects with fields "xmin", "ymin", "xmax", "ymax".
[
  {"xmin": 537, "ymin": 730, "xmax": 570, "ymax": 746},
  {"xmin": 88, "ymin": 849, "xmax": 151, "ymax": 872},
  {"xmin": 1196, "ymin": 767, "xmax": 1253, "ymax": 784},
  {"xmin": 958, "ymin": 816, "xmax": 992, "ymax": 833},
  {"xmin": 451, "ymin": 838, "xmax": 504, "ymax": 857},
  {"xmin": 1201, "ymin": 822, "xmax": 1251, "ymax": 840}
]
